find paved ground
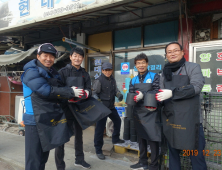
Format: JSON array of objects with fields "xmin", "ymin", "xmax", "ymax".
[{"xmin": 0, "ymin": 126, "xmax": 138, "ymax": 170}]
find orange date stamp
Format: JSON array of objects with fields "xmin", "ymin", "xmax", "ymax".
[{"xmin": 183, "ymin": 150, "xmax": 221, "ymax": 156}]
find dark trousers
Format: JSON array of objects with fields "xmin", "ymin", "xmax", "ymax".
[
  {"xmin": 25, "ymin": 125, "xmax": 50, "ymax": 170},
  {"xmin": 168, "ymin": 124, "xmax": 207, "ymax": 170},
  {"xmin": 55, "ymin": 120, "xmax": 84, "ymax": 170},
  {"xmin": 138, "ymin": 138, "xmax": 159, "ymax": 170},
  {"xmin": 94, "ymin": 108, "xmax": 121, "ymax": 154}
]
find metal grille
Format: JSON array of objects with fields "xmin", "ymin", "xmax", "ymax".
[{"xmin": 161, "ymin": 92, "xmax": 222, "ymax": 170}]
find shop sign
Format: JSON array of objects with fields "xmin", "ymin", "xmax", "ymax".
[
  {"xmin": 202, "ymin": 84, "xmax": 212, "ymax": 92},
  {"xmin": 201, "ymin": 68, "xmax": 211, "ymax": 78},
  {"xmin": 199, "ymin": 53, "xmax": 211, "ymax": 62},
  {"xmin": 0, "ymin": 0, "xmax": 124, "ymax": 31},
  {"xmin": 133, "ymin": 64, "xmax": 162, "ymax": 72},
  {"xmin": 94, "ymin": 59, "xmax": 101, "ymax": 79},
  {"xmin": 217, "ymin": 68, "xmax": 222, "ymax": 76},
  {"xmin": 196, "ymin": 48, "xmax": 222, "ymax": 92},
  {"xmin": 216, "ymin": 84, "xmax": 222, "ymax": 92},
  {"xmin": 121, "ymin": 62, "xmax": 130, "ymax": 75}
]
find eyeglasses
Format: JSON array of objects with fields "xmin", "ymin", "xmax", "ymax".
[
  {"xmin": 166, "ymin": 50, "xmax": 181, "ymax": 55},
  {"xmin": 37, "ymin": 43, "xmax": 58, "ymax": 55}
]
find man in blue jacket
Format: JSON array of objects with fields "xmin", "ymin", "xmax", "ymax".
[
  {"xmin": 129, "ymin": 53, "xmax": 160, "ymax": 170},
  {"xmin": 21, "ymin": 43, "xmax": 84, "ymax": 170}
]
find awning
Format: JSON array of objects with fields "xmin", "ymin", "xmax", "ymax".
[
  {"xmin": 0, "ymin": 47, "xmax": 37, "ymax": 66},
  {"xmin": 0, "ymin": 45, "xmax": 70, "ymax": 66}
]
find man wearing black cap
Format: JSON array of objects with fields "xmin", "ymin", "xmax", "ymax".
[
  {"xmin": 92, "ymin": 62, "xmax": 124, "ymax": 160},
  {"xmin": 21, "ymin": 43, "xmax": 78, "ymax": 170},
  {"xmin": 55, "ymin": 47, "xmax": 92, "ymax": 169}
]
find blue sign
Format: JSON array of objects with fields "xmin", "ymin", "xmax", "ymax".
[{"xmin": 121, "ymin": 62, "xmax": 130, "ymax": 75}]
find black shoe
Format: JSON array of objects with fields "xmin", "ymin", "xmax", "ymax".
[
  {"xmin": 96, "ymin": 153, "xmax": 105, "ymax": 160},
  {"xmin": 113, "ymin": 139, "xmax": 125, "ymax": 144},
  {"xmin": 74, "ymin": 160, "xmax": 91, "ymax": 169},
  {"xmin": 130, "ymin": 162, "xmax": 148, "ymax": 170}
]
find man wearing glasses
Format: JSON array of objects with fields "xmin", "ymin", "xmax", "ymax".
[
  {"xmin": 156, "ymin": 42, "xmax": 207, "ymax": 170},
  {"xmin": 129, "ymin": 53, "xmax": 160, "ymax": 170},
  {"xmin": 92, "ymin": 62, "xmax": 124, "ymax": 160}
]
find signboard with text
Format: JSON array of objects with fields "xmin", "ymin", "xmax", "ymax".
[
  {"xmin": 196, "ymin": 46, "xmax": 222, "ymax": 92},
  {"xmin": 121, "ymin": 62, "xmax": 130, "ymax": 75},
  {"xmin": 0, "ymin": 0, "xmax": 124, "ymax": 31}
]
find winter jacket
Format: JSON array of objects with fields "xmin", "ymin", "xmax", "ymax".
[
  {"xmin": 129, "ymin": 70, "xmax": 160, "ymax": 94},
  {"xmin": 159, "ymin": 61, "xmax": 205, "ymax": 123},
  {"xmin": 92, "ymin": 73, "xmax": 121, "ymax": 109},
  {"xmin": 21, "ymin": 59, "xmax": 74, "ymax": 125}
]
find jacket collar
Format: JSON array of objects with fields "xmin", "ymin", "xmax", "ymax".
[
  {"xmin": 138, "ymin": 69, "xmax": 148, "ymax": 80},
  {"xmin": 36, "ymin": 60, "xmax": 59, "ymax": 78},
  {"xmin": 101, "ymin": 73, "xmax": 113, "ymax": 80},
  {"xmin": 67, "ymin": 63, "xmax": 82, "ymax": 71}
]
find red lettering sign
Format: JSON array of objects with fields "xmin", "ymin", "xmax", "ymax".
[
  {"xmin": 216, "ymin": 52, "xmax": 222, "ymax": 61},
  {"xmin": 217, "ymin": 68, "xmax": 222, "ymax": 76},
  {"xmin": 216, "ymin": 85, "xmax": 222, "ymax": 92}
]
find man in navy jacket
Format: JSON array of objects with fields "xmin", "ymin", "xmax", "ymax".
[{"xmin": 21, "ymin": 43, "xmax": 84, "ymax": 170}]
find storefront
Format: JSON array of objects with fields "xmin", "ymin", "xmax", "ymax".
[{"xmin": 86, "ymin": 20, "xmax": 179, "ymax": 100}]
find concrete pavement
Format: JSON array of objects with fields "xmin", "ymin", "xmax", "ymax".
[{"xmin": 0, "ymin": 129, "xmax": 134, "ymax": 170}]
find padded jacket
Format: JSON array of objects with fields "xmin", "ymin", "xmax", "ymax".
[{"xmin": 21, "ymin": 59, "xmax": 74, "ymax": 125}]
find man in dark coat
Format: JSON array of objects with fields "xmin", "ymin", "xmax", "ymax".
[
  {"xmin": 55, "ymin": 47, "xmax": 91, "ymax": 169},
  {"xmin": 21, "ymin": 43, "xmax": 79, "ymax": 170},
  {"xmin": 92, "ymin": 62, "xmax": 124, "ymax": 160},
  {"xmin": 156, "ymin": 42, "xmax": 207, "ymax": 170}
]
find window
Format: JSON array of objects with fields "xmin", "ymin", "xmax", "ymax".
[
  {"xmin": 144, "ymin": 20, "xmax": 178, "ymax": 46},
  {"xmin": 114, "ymin": 27, "xmax": 141, "ymax": 50},
  {"xmin": 114, "ymin": 49, "xmax": 165, "ymax": 101}
]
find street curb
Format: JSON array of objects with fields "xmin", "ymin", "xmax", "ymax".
[{"xmin": 0, "ymin": 156, "xmax": 25, "ymax": 170}]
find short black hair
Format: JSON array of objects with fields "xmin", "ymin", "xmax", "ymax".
[
  {"xmin": 134, "ymin": 53, "xmax": 148, "ymax": 64},
  {"xmin": 38, "ymin": 51, "xmax": 56, "ymax": 58},
  {"xmin": 165, "ymin": 42, "xmax": 183, "ymax": 53},
  {"xmin": 70, "ymin": 47, "xmax": 84, "ymax": 57}
]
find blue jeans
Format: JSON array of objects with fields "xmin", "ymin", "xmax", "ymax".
[{"xmin": 168, "ymin": 124, "xmax": 207, "ymax": 170}]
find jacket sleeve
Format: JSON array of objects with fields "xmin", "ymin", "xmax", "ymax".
[
  {"xmin": 23, "ymin": 69, "xmax": 51, "ymax": 97},
  {"xmin": 23, "ymin": 69, "xmax": 74, "ymax": 99},
  {"xmin": 115, "ymin": 80, "xmax": 122, "ymax": 96},
  {"xmin": 151, "ymin": 74, "xmax": 160, "ymax": 93},
  {"xmin": 92, "ymin": 79, "xmax": 101, "ymax": 99},
  {"xmin": 84, "ymin": 73, "xmax": 92, "ymax": 98},
  {"xmin": 129, "ymin": 79, "xmax": 134, "ymax": 93},
  {"xmin": 172, "ymin": 64, "xmax": 205, "ymax": 100},
  {"xmin": 159, "ymin": 73, "xmax": 165, "ymax": 89},
  {"xmin": 58, "ymin": 69, "xmax": 66, "ymax": 85}
]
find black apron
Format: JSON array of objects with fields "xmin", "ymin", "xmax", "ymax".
[
  {"xmin": 162, "ymin": 73, "xmax": 200, "ymax": 150},
  {"xmin": 68, "ymin": 97, "xmax": 111, "ymax": 130},
  {"xmin": 31, "ymin": 77, "xmax": 73, "ymax": 152},
  {"xmin": 133, "ymin": 83, "xmax": 161, "ymax": 142},
  {"xmin": 65, "ymin": 75, "xmax": 111, "ymax": 130}
]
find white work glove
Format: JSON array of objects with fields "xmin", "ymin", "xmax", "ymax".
[
  {"xmin": 71, "ymin": 86, "xmax": 84, "ymax": 98},
  {"xmin": 134, "ymin": 91, "xmax": 143, "ymax": 102},
  {"xmin": 84, "ymin": 90, "xmax": 89, "ymax": 98},
  {"xmin": 156, "ymin": 89, "xmax": 172, "ymax": 101},
  {"xmin": 145, "ymin": 106, "xmax": 157, "ymax": 111}
]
